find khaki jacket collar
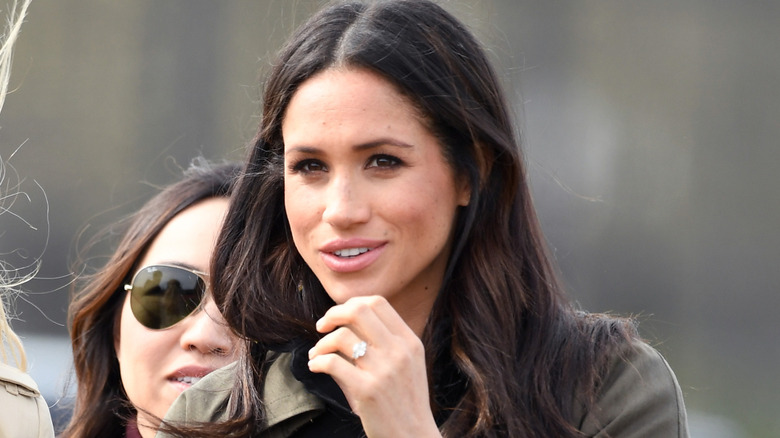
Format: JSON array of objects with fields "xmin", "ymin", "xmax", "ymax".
[
  {"xmin": 159, "ymin": 353, "xmax": 324, "ymax": 437},
  {"xmin": 260, "ymin": 352, "xmax": 325, "ymax": 434}
]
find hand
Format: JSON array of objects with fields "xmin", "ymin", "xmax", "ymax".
[{"xmin": 307, "ymin": 296, "xmax": 442, "ymax": 438}]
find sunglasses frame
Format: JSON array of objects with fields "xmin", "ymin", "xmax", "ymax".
[{"xmin": 123, "ymin": 263, "xmax": 209, "ymax": 330}]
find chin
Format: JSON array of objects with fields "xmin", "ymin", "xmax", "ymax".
[{"xmin": 324, "ymin": 283, "xmax": 381, "ymax": 304}]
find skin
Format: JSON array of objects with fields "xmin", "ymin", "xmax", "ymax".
[
  {"xmin": 115, "ymin": 197, "xmax": 238, "ymax": 438},
  {"xmin": 283, "ymin": 67, "xmax": 469, "ymax": 437}
]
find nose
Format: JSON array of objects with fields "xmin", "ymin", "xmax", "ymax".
[
  {"xmin": 178, "ymin": 297, "xmax": 235, "ymax": 357},
  {"xmin": 321, "ymin": 173, "xmax": 370, "ymax": 228}
]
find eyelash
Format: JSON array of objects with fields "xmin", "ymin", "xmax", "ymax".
[
  {"xmin": 367, "ymin": 154, "xmax": 402, "ymax": 169},
  {"xmin": 288, "ymin": 154, "xmax": 404, "ymax": 174},
  {"xmin": 289, "ymin": 158, "xmax": 324, "ymax": 174}
]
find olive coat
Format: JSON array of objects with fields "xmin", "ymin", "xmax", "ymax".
[{"xmin": 157, "ymin": 340, "xmax": 689, "ymax": 437}]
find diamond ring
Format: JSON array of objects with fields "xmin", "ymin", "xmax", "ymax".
[{"xmin": 352, "ymin": 340, "xmax": 367, "ymax": 360}]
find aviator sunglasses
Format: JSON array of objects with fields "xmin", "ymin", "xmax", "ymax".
[{"xmin": 124, "ymin": 264, "xmax": 208, "ymax": 330}]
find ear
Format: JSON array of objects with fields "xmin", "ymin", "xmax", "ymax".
[
  {"xmin": 456, "ymin": 176, "xmax": 471, "ymax": 206},
  {"xmin": 113, "ymin": 296, "xmax": 126, "ymax": 357},
  {"xmin": 114, "ymin": 330, "xmax": 121, "ymax": 359}
]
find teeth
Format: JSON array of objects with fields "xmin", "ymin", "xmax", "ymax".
[
  {"xmin": 174, "ymin": 376, "xmax": 202, "ymax": 385},
  {"xmin": 334, "ymin": 247, "xmax": 370, "ymax": 257}
]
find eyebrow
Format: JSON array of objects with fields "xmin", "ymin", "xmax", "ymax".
[{"xmin": 284, "ymin": 138, "xmax": 413, "ymax": 156}]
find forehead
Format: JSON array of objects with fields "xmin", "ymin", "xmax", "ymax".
[
  {"xmin": 281, "ymin": 68, "xmax": 432, "ymax": 142},
  {"xmin": 136, "ymin": 197, "xmax": 229, "ymax": 272},
  {"xmin": 298, "ymin": 68, "xmax": 400, "ymax": 104}
]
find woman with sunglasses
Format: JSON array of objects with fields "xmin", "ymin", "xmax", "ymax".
[
  {"xmin": 160, "ymin": 1, "xmax": 688, "ymax": 437},
  {"xmin": 63, "ymin": 159, "xmax": 241, "ymax": 438}
]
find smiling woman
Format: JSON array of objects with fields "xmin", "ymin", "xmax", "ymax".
[
  {"xmin": 158, "ymin": 1, "xmax": 688, "ymax": 437},
  {"xmin": 62, "ymin": 160, "xmax": 242, "ymax": 438},
  {"xmin": 282, "ymin": 69, "xmax": 471, "ymax": 333}
]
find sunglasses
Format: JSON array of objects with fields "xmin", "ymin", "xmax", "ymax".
[{"xmin": 124, "ymin": 264, "xmax": 208, "ymax": 330}]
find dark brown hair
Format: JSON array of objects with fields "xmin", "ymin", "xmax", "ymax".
[
  {"xmin": 62, "ymin": 159, "xmax": 241, "ymax": 437},
  {"xmin": 208, "ymin": 1, "xmax": 637, "ymax": 436}
]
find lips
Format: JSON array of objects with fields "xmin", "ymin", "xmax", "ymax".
[
  {"xmin": 166, "ymin": 366, "xmax": 214, "ymax": 390},
  {"xmin": 320, "ymin": 239, "xmax": 385, "ymax": 273}
]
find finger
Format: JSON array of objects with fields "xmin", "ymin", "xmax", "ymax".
[
  {"xmin": 308, "ymin": 347, "xmax": 369, "ymax": 380},
  {"xmin": 316, "ymin": 297, "xmax": 386, "ymax": 340},
  {"xmin": 308, "ymin": 326, "xmax": 362, "ymax": 361},
  {"xmin": 316, "ymin": 296, "xmax": 408, "ymax": 343},
  {"xmin": 307, "ymin": 344, "xmax": 383, "ymax": 418}
]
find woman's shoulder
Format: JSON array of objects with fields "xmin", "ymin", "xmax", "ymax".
[
  {"xmin": 575, "ymin": 339, "xmax": 690, "ymax": 437},
  {"xmin": 0, "ymin": 361, "xmax": 40, "ymax": 392},
  {"xmin": 0, "ymin": 362, "xmax": 55, "ymax": 437}
]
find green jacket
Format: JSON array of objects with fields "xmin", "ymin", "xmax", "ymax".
[{"xmin": 157, "ymin": 341, "xmax": 688, "ymax": 437}]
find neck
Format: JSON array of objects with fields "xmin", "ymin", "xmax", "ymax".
[
  {"xmin": 391, "ymin": 293, "xmax": 436, "ymax": 338},
  {"xmin": 134, "ymin": 414, "xmax": 156, "ymax": 438}
]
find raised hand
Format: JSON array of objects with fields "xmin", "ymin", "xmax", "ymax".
[{"xmin": 307, "ymin": 296, "xmax": 442, "ymax": 438}]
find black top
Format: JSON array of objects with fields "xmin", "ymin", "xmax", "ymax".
[
  {"xmin": 288, "ymin": 341, "xmax": 365, "ymax": 437},
  {"xmin": 283, "ymin": 338, "xmax": 466, "ymax": 437}
]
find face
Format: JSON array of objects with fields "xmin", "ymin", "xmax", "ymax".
[
  {"xmin": 282, "ymin": 68, "xmax": 470, "ymax": 334},
  {"xmin": 115, "ymin": 197, "xmax": 237, "ymax": 435}
]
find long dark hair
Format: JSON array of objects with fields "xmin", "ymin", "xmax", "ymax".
[
  {"xmin": 62, "ymin": 159, "xmax": 241, "ymax": 438},
  {"xmin": 212, "ymin": 1, "xmax": 637, "ymax": 437}
]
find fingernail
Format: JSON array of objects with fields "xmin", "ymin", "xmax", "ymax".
[{"xmin": 308, "ymin": 347, "xmax": 315, "ymax": 359}]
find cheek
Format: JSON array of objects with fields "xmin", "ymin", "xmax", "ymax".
[
  {"xmin": 405, "ymin": 174, "xmax": 460, "ymax": 232},
  {"xmin": 381, "ymin": 191, "xmax": 448, "ymax": 258},
  {"xmin": 412, "ymin": 200, "xmax": 454, "ymax": 247},
  {"xmin": 115, "ymin": 296, "xmax": 132, "ymax": 359},
  {"xmin": 284, "ymin": 184, "xmax": 320, "ymax": 245},
  {"xmin": 116, "ymin": 302, "xmax": 142, "ymax": 400},
  {"xmin": 116, "ymin": 298, "xmax": 165, "ymax": 371}
]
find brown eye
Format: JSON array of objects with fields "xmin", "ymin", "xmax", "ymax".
[
  {"xmin": 367, "ymin": 154, "xmax": 402, "ymax": 169},
  {"xmin": 292, "ymin": 159, "xmax": 327, "ymax": 174}
]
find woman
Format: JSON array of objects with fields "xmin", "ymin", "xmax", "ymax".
[
  {"xmin": 1, "ymin": 254, "xmax": 55, "ymax": 438},
  {"xmin": 63, "ymin": 160, "xmax": 241, "ymax": 438},
  {"xmin": 162, "ymin": 1, "xmax": 688, "ymax": 437},
  {"xmin": 1, "ymin": 0, "xmax": 56, "ymax": 436}
]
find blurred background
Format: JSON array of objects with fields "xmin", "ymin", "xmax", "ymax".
[{"xmin": 0, "ymin": 1, "xmax": 777, "ymax": 436}]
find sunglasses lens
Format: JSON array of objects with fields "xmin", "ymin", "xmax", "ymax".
[{"xmin": 129, "ymin": 265, "xmax": 206, "ymax": 329}]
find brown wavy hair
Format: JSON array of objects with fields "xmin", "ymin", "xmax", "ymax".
[
  {"xmin": 199, "ymin": 1, "xmax": 638, "ymax": 437},
  {"xmin": 61, "ymin": 159, "xmax": 241, "ymax": 437}
]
